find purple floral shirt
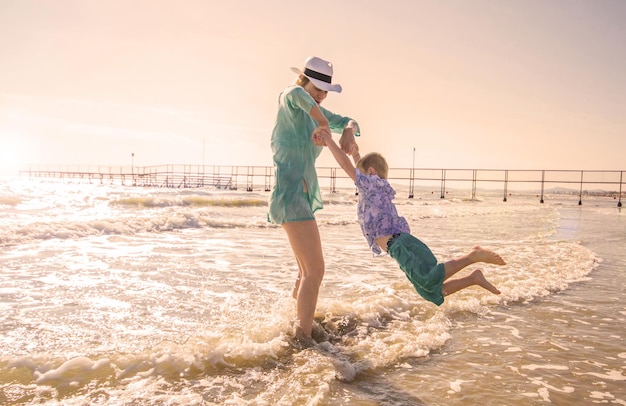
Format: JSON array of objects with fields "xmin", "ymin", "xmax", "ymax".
[{"xmin": 355, "ymin": 169, "xmax": 410, "ymax": 255}]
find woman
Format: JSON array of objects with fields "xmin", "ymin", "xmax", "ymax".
[{"xmin": 268, "ymin": 56, "xmax": 360, "ymax": 340}]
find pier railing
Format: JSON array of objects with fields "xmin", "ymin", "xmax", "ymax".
[{"xmin": 18, "ymin": 164, "xmax": 624, "ymax": 207}]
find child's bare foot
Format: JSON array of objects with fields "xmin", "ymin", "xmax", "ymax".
[
  {"xmin": 469, "ymin": 246, "xmax": 506, "ymax": 265},
  {"xmin": 470, "ymin": 269, "xmax": 501, "ymax": 294}
]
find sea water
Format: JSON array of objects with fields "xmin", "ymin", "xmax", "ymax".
[{"xmin": 0, "ymin": 177, "xmax": 624, "ymax": 405}]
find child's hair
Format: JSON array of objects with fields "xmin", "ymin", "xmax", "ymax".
[{"xmin": 357, "ymin": 152, "xmax": 389, "ymax": 179}]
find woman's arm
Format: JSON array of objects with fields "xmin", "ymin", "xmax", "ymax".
[
  {"xmin": 318, "ymin": 104, "xmax": 360, "ymax": 153},
  {"xmin": 309, "ymin": 105, "xmax": 329, "ymax": 128},
  {"xmin": 309, "ymin": 105, "xmax": 330, "ymax": 146}
]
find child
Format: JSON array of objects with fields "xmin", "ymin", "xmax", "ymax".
[{"xmin": 316, "ymin": 129, "xmax": 505, "ymax": 306}]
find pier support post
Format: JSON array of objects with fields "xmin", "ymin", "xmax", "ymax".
[
  {"xmin": 618, "ymin": 171, "xmax": 623, "ymax": 208},
  {"xmin": 330, "ymin": 168, "xmax": 337, "ymax": 193},
  {"xmin": 539, "ymin": 170, "xmax": 546, "ymax": 203},
  {"xmin": 471, "ymin": 169, "xmax": 477, "ymax": 200},
  {"xmin": 409, "ymin": 147, "xmax": 415, "ymax": 198},
  {"xmin": 246, "ymin": 166, "xmax": 253, "ymax": 192},
  {"xmin": 503, "ymin": 170, "xmax": 508, "ymax": 202},
  {"xmin": 440, "ymin": 169, "xmax": 446, "ymax": 199},
  {"xmin": 408, "ymin": 166, "xmax": 415, "ymax": 199},
  {"xmin": 265, "ymin": 167, "xmax": 273, "ymax": 192},
  {"xmin": 578, "ymin": 171, "xmax": 583, "ymax": 206}
]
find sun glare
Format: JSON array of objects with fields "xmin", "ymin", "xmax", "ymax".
[{"xmin": 0, "ymin": 134, "xmax": 26, "ymax": 175}]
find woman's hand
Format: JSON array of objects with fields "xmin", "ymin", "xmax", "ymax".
[{"xmin": 339, "ymin": 127, "xmax": 356, "ymax": 153}]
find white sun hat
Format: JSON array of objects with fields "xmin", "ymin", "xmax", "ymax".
[{"xmin": 290, "ymin": 56, "xmax": 342, "ymax": 93}]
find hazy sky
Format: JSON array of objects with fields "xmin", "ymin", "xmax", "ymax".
[{"xmin": 1, "ymin": 0, "xmax": 625, "ymax": 174}]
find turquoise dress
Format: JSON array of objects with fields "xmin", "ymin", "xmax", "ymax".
[{"xmin": 268, "ymin": 85, "xmax": 358, "ymax": 224}]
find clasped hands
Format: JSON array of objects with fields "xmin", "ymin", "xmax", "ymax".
[{"xmin": 312, "ymin": 126, "xmax": 359, "ymax": 156}]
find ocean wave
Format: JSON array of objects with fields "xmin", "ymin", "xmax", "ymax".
[
  {"xmin": 0, "ymin": 212, "xmax": 275, "ymax": 246},
  {"xmin": 110, "ymin": 196, "xmax": 267, "ymax": 208},
  {"xmin": 0, "ymin": 238, "xmax": 604, "ymax": 404},
  {"xmin": 0, "ymin": 304, "xmax": 451, "ymax": 404},
  {"xmin": 108, "ymin": 195, "xmax": 361, "ymax": 209}
]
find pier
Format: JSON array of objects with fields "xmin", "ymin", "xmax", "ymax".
[
  {"xmin": 18, "ymin": 164, "xmax": 625, "ymax": 207},
  {"xmin": 18, "ymin": 164, "xmax": 274, "ymax": 192}
]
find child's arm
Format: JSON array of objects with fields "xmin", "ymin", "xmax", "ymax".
[
  {"xmin": 317, "ymin": 129, "xmax": 357, "ymax": 182},
  {"xmin": 351, "ymin": 144, "xmax": 361, "ymax": 166}
]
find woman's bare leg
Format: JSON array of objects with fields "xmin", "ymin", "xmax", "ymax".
[
  {"xmin": 282, "ymin": 220, "xmax": 325, "ymax": 338},
  {"xmin": 292, "ymin": 258, "xmax": 303, "ymax": 299}
]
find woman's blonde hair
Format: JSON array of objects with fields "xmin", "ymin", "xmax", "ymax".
[
  {"xmin": 357, "ymin": 152, "xmax": 389, "ymax": 179},
  {"xmin": 296, "ymin": 75, "xmax": 310, "ymax": 87}
]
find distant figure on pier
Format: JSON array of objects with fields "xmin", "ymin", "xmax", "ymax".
[
  {"xmin": 267, "ymin": 56, "xmax": 360, "ymax": 343},
  {"xmin": 317, "ymin": 129, "xmax": 506, "ymax": 306}
]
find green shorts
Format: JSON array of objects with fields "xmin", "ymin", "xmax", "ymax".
[{"xmin": 387, "ymin": 233, "xmax": 445, "ymax": 306}]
